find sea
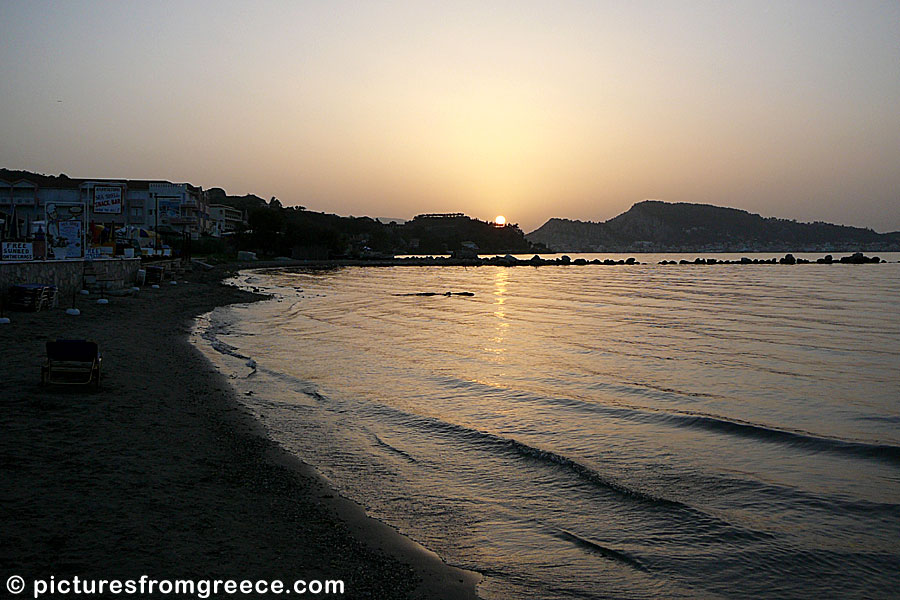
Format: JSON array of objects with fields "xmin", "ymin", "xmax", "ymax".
[{"xmin": 193, "ymin": 253, "xmax": 900, "ymax": 599}]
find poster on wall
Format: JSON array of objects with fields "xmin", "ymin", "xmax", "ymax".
[
  {"xmin": 157, "ymin": 198, "xmax": 181, "ymax": 220},
  {"xmin": 59, "ymin": 220, "xmax": 83, "ymax": 258},
  {"xmin": 46, "ymin": 203, "xmax": 85, "ymax": 259},
  {"xmin": 93, "ymin": 186, "xmax": 123, "ymax": 214},
  {"xmin": 1, "ymin": 241, "xmax": 33, "ymax": 261}
]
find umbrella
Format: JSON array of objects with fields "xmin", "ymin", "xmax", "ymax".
[{"xmin": 9, "ymin": 203, "xmax": 18, "ymax": 239}]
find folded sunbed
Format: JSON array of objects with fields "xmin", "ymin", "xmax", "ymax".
[{"xmin": 41, "ymin": 340, "xmax": 102, "ymax": 389}]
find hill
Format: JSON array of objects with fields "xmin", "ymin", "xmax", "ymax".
[
  {"xmin": 526, "ymin": 201, "xmax": 900, "ymax": 252},
  {"xmin": 239, "ymin": 208, "xmax": 539, "ymax": 258},
  {"xmin": 399, "ymin": 214, "xmax": 537, "ymax": 255}
]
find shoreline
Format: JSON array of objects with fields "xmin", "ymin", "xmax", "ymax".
[{"xmin": 0, "ymin": 263, "xmax": 480, "ymax": 599}]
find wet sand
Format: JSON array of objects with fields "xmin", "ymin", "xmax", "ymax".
[{"xmin": 0, "ymin": 264, "xmax": 480, "ymax": 599}]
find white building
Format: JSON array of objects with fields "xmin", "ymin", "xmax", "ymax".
[
  {"xmin": 209, "ymin": 203, "xmax": 246, "ymax": 236},
  {"xmin": 0, "ymin": 171, "xmax": 210, "ymax": 241}
]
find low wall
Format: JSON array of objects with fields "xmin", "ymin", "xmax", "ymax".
[
  {"xmin": 91, "ymin": 259, "xmax": 142, "ymax": 290},
  {"xmin": 0, "ymin": 258, "xmax": 141, "ymax": 299}
]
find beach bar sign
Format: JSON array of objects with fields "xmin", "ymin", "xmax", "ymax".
[
  {"xmin": 93, "ymin": 186, "xmax": 123, "ymax": 214},
  {"xmin": 2, "ymin": 241, "xmax": 34, "ymax": 261}
]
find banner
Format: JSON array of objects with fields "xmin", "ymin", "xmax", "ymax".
[
  {"xmin": 46, "ymin": 203, "xmax": 85, "ymax": 259},
  {"xmin": 1, "ymin": 241, "xmax": 33, "ymax": 260},
  {"xmin": 94, "ymin": 186, "xmax": 123, "ymax": 214},
  {"xmin": 158, "ymin": 198, "xmax": 181, "ymax": 220},
  {"xmin": 58, "ymin": 220, "xmax": 83, "ymax": 258}
]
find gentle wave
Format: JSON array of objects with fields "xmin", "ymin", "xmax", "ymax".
[
  {"xmin": 372, "ymin": 433, "xmax": 419, "ymax": 464},
  {"xmin": 551, "ymin": 529, "xmax": 646, "ymax": 570},
  {"xmin": 655, "ymin": 411, "xmax": 900, "ymax": 465},
  {"xmin": 432, "ymin": 373, "xmax": 900, "ymax": 466},
  {"xmin": 350, "ymin": 400, "xmax": 775, "ymax": 543}
]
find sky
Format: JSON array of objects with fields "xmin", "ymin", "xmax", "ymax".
[{"xmin": 1, "ymin": 1, "xmax": 898, "ymax": 233}]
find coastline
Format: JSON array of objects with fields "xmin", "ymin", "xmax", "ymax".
[{"xmin": 0, "ymin": 263, "xmax": 480, "ymax": 599}]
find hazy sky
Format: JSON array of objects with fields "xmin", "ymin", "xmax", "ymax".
[{"xmin": 2, "ymin": 1, "xmax": 898, "ymax": 232}]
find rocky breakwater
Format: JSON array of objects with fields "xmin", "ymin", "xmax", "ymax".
[
  {"xmin": 331, "ymin": 255, "xmax": 644, "ymax": 267},
  {"xmin": 658, "ymin": 252, "xmax": 886, "ymax": 266},
  {"xmin": 488, "ymin": 254, "xmax": 641, "ymax": 267},
  {"xmin": 291, "ymin": 252, "xmax": 889, "ymax": 269}
]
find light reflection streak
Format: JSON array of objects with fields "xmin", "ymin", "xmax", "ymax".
[{"xmin": 484, "ymin": 268, "xmax": 509, "ymax": 358}]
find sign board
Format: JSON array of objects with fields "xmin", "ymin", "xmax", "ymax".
[
  {"xmin": 94, "ymin": 186, "xmax": 123, "ymax": 214},
  {"xmin": 58, "ymin": 220, "xmax": 83, "ymax": 258},
  {"xmin": 1, "ymin": 241, "xmax": 33, "ymax": 261},
  {"xmin": 46, "ymin": 202, "xmax": 86, "ymax": 259},
  {"xmin": 158, "ymin": 198, "xmax": 181, "ymax": 220}
]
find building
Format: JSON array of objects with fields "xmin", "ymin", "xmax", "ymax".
[
  {"xmin": 148, "ymin": 182, "xmax": 209, "ymax": 238},
  {"xmin": 209, "ymin": 203, "xmax": 246, "ymax": 236},
  {"xmin": 0, "ymin": 171, "xmax": 211, "ymax": 247}
]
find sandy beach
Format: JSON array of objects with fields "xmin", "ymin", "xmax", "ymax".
[{"xmin": 0, "ymin": 263, "xmax": 480, "ymax": 599}]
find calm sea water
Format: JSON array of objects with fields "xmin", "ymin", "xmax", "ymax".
[{"xmin": 194, "ymin": 253, "xmax": 900, "ymax": 599}]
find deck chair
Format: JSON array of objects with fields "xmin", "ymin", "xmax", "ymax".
[
  {"xmin": 9, "ymin": 284, "xmax": 56, "ymax": 312},
  {"xmin": 41, "ymin": 340, "xmax": 102, "ymax": 389}
]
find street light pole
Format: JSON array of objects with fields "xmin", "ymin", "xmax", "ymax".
[{"xmin": 153, "ymin": 192, "xmax": 159, "ymax": 254}]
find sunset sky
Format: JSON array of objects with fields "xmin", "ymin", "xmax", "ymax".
[{"xmin": 1, "ymin": 1, "xmax": 898, "ymax": 233}]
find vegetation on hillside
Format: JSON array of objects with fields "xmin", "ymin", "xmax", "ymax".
[
  {"xmin": 527, "ymin": 200, "xmax": 900, "ymax": 252},
  {"xmin": 212, "ymin": 198, "xmax": 541, "ymax": 258}
]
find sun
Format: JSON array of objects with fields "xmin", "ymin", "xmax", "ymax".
[{"xmin": 494, "ymin": 215, "xmax": 506, "ymax": 226}]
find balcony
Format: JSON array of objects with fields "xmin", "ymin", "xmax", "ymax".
[
  {"xmin": 1, "ymin": 197, "xmax": 36, "ymax": 206},
  {"xmin": 168, "ymin": 216, "xmax": 199, "ymax": 226}
]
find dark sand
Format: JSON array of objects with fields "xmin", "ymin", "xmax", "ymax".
[{"xmin": 0, "ymin": 264, "xmax": 480, "ymax": 599}]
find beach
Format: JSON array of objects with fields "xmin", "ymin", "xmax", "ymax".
[{"xmin": 0, "ymin": 264, "xmax": 480, "ymax": 599}]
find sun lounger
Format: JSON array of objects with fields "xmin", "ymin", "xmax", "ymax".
[
  {"xmin": 8, "ymin": 284, "xmax": 58, "ymax": 311},
  {"xmin": 41, "ymin": 340, "xmax": 102, "ymax": 389},
  {"xmin": 145, "ymin": 265, "xmax": 165, "ymax": 285}
]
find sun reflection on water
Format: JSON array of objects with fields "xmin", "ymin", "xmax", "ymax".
[{"xmin": 485, "ymin": 268, "xmax": 509, "ymax": 358}]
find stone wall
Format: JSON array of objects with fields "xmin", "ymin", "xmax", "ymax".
[
  {"xmin": 90, "ymin": 259, "xmax": 142, "ymax": 291},
  {"xmin": 0, "ymin": 258, "xmax": 140, "ymax": 299}
]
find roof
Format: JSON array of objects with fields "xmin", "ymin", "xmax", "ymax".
[
  {"xmin": 0, "ymin": 179, "xmax": 37, "ymax": 188},
  {"xmin": 0, "ymin": 169, "xmax": 202, "ymax": 192}
]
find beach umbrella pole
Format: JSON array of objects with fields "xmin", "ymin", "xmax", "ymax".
[{"xmin": 67, "ymin": 289, "xmax": 81, "ymax": 315}]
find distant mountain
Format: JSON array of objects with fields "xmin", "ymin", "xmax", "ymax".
[{"xmin": 526, "ymin": 201, "xmax": 900, "ymax": 252}]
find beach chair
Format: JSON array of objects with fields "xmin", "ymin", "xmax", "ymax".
[
  {"xmin": 8, "ymin": 284, "xmax": 57, "ymax": 311},
  {"xmin": 41, "ymin": 340, "xmax": 102, "ymax": 390},
  {"xmin": 145, "ymin": 265, "xmax": 165, "ymax": 285}
]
